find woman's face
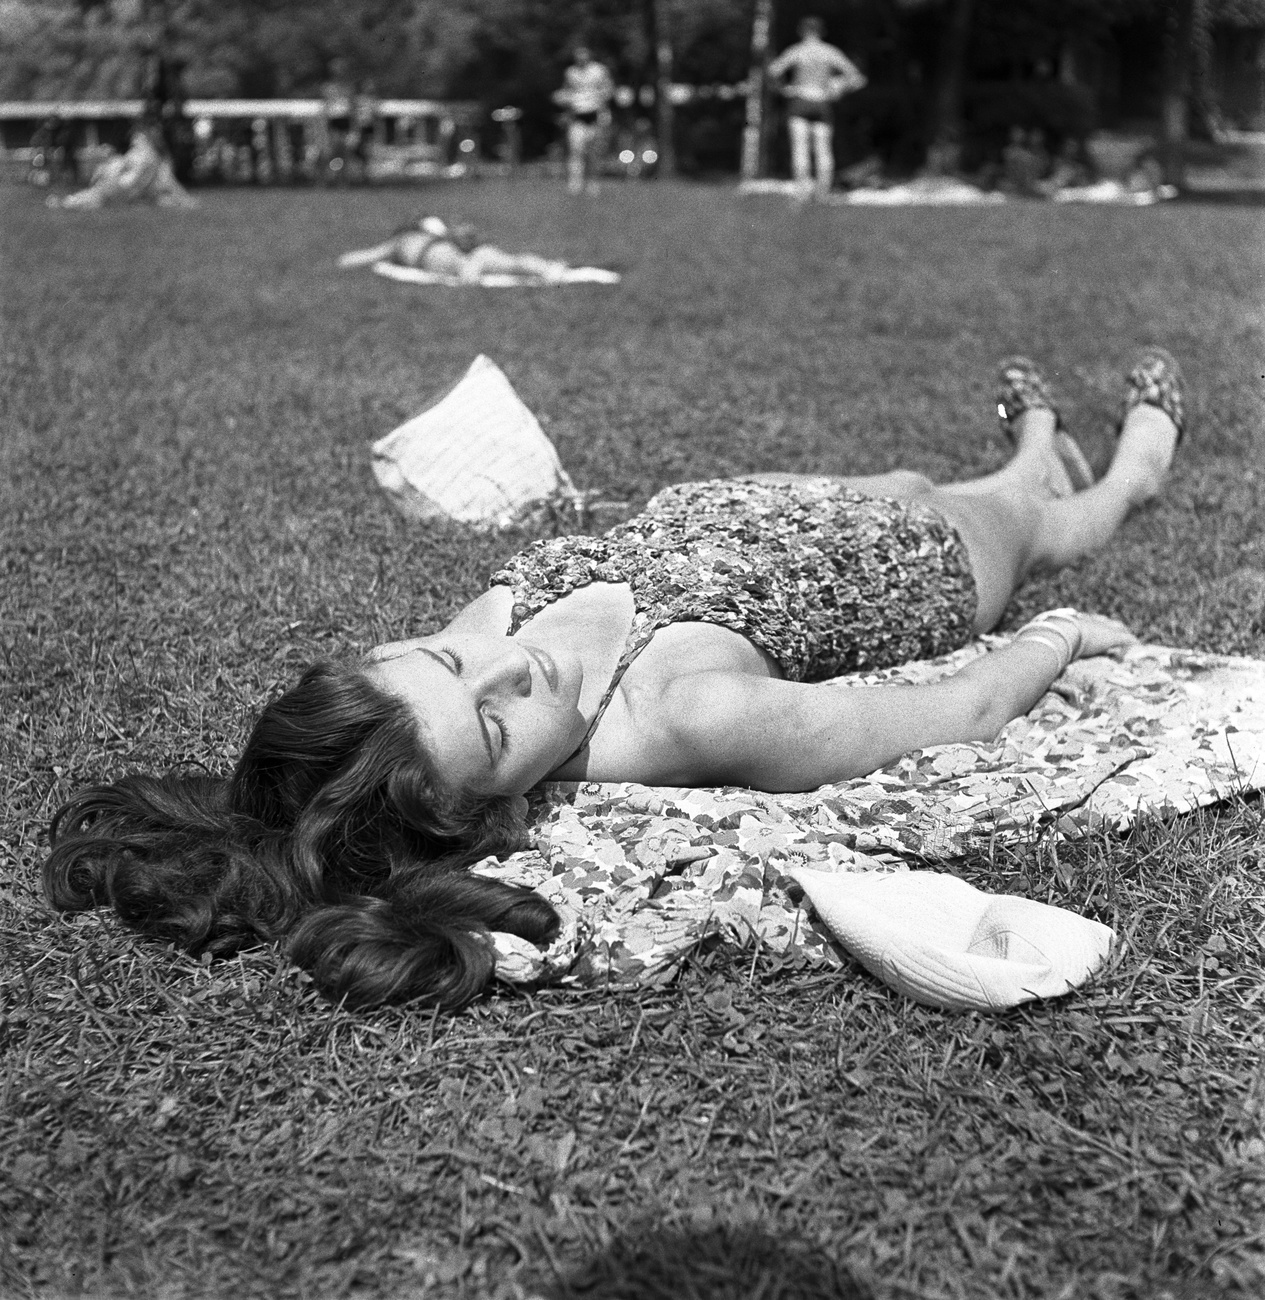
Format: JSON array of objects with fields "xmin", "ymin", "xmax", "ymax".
[{"xmin": 365, "ymin": 634, "xmax": 587, "ymax": 796}]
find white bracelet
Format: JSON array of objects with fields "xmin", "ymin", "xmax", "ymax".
[
  {"xmin": 1014, "ymin": 610, "xmax": 1083, "ymax": 676},
  {"xmin": 1014, "ymin": 630, "xmax": 1072, "ymax": 675},
  {"xmin": 1019, "ymin": 611, "xmax": 1082, "ymax": 658}
]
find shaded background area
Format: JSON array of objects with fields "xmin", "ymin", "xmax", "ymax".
[{"xmin": 1, "ymin": 1, "xmax": 1264, "ymax": 180}]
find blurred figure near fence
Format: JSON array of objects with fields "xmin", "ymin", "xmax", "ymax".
[
  {"xmin": 769, "ymin": 16, "xmax": 866, "ymax": 200},
  {"xmin": 29, "ymin": 115, "xmax": 80, "ymax": 188},
  {"xmin": 46, "ymin": 123, "xmax": 195, "ymax": 210},
  {"xmin": 999, "ymin": 127, "xmax": 1050, "ymax": 197},
  {"xmin": 351, "ymin": 80, "xmax": 379, "ymax": 183},
  {"xmin": 554, "ymin": 45, "xmax": 614, "ymax": 195},
  {"xmin": 321, "ymin": 57, "xmax": 355, "ymax": 184}
]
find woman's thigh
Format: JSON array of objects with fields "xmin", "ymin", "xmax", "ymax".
[
  {"xmin": 920, "ymin": 488, "xmax": 1040, "ymax": 632},
  {"xmin": 744, "ymin": 469, "xmax": 935, "ymax": 497}
]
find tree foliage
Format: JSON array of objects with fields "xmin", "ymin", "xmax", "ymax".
[
  {"xmin": 8, "ymin": 0, "xmax": 1258, "ymax": 103},
  {"xmin": 2, "ymin": 0, "xmax": 1258, "ymax": 168}
]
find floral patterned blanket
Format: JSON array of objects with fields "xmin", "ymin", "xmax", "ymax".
[{"xmin": 473, "ymin": 642, "xmax": 1265, "ymax": 989}]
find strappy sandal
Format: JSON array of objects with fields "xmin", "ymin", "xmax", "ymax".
[
  {"xmin": 995, "ymin": 355, "xmax": 1096, "ymax": 491},
  {"xmin": 1117, "ymin": 346, "xmax": 1186, "ymax": 445}
]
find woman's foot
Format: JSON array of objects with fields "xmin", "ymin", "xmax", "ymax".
[
  {"xmin": 995, "ymin": 357, "xmax": 1095, "ymax": 498},
  {"xmin": 1107, "ymin": 349, "xmax": 1185, "ymax": 504},
  {"xmin": 1118, "ymin": 346, "xmax": 1186, "ymax": 444},
  {"xmin": 995, "ymin": 356, "xmax": 1059, "ymax": 438}
]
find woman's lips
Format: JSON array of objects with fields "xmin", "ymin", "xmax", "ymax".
[{"xmin": 525, "ymin": 644, "xmax": 558, "ymax": 691}]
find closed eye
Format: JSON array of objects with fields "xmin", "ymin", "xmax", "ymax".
[
  {"xmin": 439, "ymin": 646, "xmax": 464, "ymax": 673},
  {"xmin": 484, "ymin": 709, "xmax": 509, "ymax": 755}
]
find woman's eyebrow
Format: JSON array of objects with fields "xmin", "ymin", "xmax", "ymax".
[{"xmin": 417, "ymin": 647, "xmax": 455, "ymax": 673}]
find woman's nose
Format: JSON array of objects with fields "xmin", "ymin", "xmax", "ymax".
[{"xmin": 471, "ymin": 645, "xmax": 532, "ymax": 697}]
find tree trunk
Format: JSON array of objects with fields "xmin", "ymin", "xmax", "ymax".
[
  {"xmin": 741, "ymin": 0, "xmax": 774, "ymax": 180},
  {"xmin": 1190, "ymin": 0, "xmax": 1217, "ymax": 139},
  {"xmin": 652, "ymin": 0, "xmax": 676, "ymax": 177},
  {"xmin": 925, "ymin": 0, "xmax": 974, "ymax": 175},
  {"xmin": 1160, "ymin": 0, "xmax": 1199, "ymax": 187}
]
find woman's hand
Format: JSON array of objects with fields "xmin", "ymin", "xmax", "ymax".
[
  {"xmin": 1066, "ymin": 611, "xmax": 1138, "ymax": 659},
  {"xmin": 1020, "ymin": 608, "xmax": 1137, "ymax": 664}
]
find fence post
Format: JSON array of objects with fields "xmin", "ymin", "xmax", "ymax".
[{"xmin": 741, "ymin": 0, "xmax": 774, "ymax": 180}]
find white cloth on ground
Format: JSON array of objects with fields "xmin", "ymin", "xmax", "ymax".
[
  {"xmin": 787, "ymin": 867, "xmax": 1115, "ymax": 1011},
  {"xmin": 370, "ymin": 261, "xmax": 619, "ymax": 288},
  {"xmin": 371, "ymin": 355, "xmax": 575, "ymax": 526}
]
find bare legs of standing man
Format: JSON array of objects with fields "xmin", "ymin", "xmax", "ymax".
[
  {"xmin": 566, "ymin": 120, "xmax": 600, "ymax": 195},
  {"xmin": 788, "ymin": 115, "xmax": 834, "ymax": 201}
]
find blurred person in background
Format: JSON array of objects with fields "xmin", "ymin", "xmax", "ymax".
[
  {"xmin": 321, "ymin": 57, "xmax": 355, "ymax": 184},
  {"xmin": 351, "ymin": 80, "xmax": 379, "ymax": 183},
  {"xmin": 554, "ymin": 44, "xmax": 615, "ymax": 195},
  {"xmin": 47, "ymin": 121, "xmax": 195, "ymax": 209},
  {"xmin": 29, "ymin": 115, "xmax": 79, "ymax": 188},
  {"xmin": 338, "ymin": 214, "xmax": 575, "ymax": 282},
  {"xmin": 769, "ymin": 16, "xmax": 867, "ymax": 201}
]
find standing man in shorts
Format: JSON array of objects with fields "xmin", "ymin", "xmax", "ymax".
[
  {"xmin": 769, "ymin": 17, "xmax": 866, "ymax": 200},
  {"xmin": 555, "ymin": 45, "xmax": 615, "ymax": 195}
]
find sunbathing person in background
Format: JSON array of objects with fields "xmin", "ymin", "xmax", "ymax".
[
  {"xmin": 338, "ymin": 214, "xmax": 573, "ymax": 282},
  {"xmin": 46, "ymin": 350, "xmax": 1186, "ymax": 1012}
]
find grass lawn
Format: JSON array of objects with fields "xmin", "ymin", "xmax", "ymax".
[{"xmin": 2, "ymin": 177, "xmax": 1264, "ymax": 1300}]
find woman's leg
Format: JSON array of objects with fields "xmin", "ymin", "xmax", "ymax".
[
  {"xmin": 468, "ymin": 246, "xmax": 566, "ymax": 281},
  {"xmin": 927, "ymin": 405, "xmax": 1179, "ymax": 630},
  {"xmin": 750, "ymin": 402, "xmax": 1175, "ymax": 633},
  {"xmin": 745, "ymin": 468, "xmax": 937, "ymax": 495}
]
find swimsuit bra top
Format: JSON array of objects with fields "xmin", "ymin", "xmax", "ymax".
[
  {"xmin": 391, "ymin": 227, "xmax": 484, "ymax": 269},
  {"xmin": 489, "ymin": 479, "xmax": 977, "ymax": 749}
]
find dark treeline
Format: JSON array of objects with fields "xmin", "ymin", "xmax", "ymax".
[{"xmin": 3, "ymin": 1, "xmax": 1261, "ymax": 172}]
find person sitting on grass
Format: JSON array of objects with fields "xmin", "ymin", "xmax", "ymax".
[
  {"xmin": 45, "ymin": 350, "xmax": 1186, "ymax": 1013},
  {"xmin": 47, "ymin": 123, "xmax": 195, "ymax": 211},
  {"xmin": 338, "ymin": 214, "xmax": 573, "ymax": 283}
]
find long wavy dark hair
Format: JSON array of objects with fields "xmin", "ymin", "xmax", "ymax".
[{"xmin": 43, "ymin": 662, "xmax": 560, "ymax": 1011}]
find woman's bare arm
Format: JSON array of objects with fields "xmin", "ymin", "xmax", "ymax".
[
  {"xmin": 634, "ymin": 616, "xmax": 1134, "ymax": 792},
  {"xmin": 338, "ymin": 240, "xmax": 400, "ymax": 269}
]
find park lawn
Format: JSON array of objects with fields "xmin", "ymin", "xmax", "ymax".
[{"xmin": 1, "ymin": 178, "xmax": 1263, "ymax": 1300}]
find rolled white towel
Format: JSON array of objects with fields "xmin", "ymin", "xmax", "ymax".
[{"xmin": 788, "ymin": 867, "xmax": 1114, "ymax": 1011}]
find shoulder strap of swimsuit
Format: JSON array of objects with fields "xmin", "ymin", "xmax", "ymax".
[{"xmin": 573, "ymin": 615, "xmax": 659, "ymax": 754}]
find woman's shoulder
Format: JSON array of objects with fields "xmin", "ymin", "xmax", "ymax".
[{"xmin": 445, "ymin": 585, "xmax": 516, "ymax": 636}]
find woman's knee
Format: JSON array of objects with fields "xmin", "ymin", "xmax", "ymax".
[{"xmin": 884, "ymin": 470, "xmax": 935, "ymax": 498}]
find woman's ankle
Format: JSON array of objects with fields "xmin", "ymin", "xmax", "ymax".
[
  {"xmin": 1111, "ymin": 406, "xmax": 1178, "ymax": 502},
  {"xmin": 1009, "ymin": 408, "xmax": 1058, "ymax": 448}
]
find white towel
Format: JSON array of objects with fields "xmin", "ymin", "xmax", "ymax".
[
  {"xmin": 370, "ymin": 355, "xmax": 574, "ymax": 527},
  {"xmin": 371, "ymin": 261, "xmax": 620, "ymax": 287},
  {"xmin": 788, "ymin": 867, "xmax": 1115, "ymax": 1012}
]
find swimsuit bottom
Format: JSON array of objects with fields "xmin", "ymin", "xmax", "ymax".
[
  {"xmin": 570, "ymin": 110, "xmax": 601, "ymax": 127},
  {"xmin": 787, "ymin": 99, "xmax": 834, "ymax": 125}
]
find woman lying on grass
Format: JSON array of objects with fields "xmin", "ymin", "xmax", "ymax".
[
  {"xmin": 46, "ymin": 351, "xmax": 1185, "ymax": 1012},
  {"xmin": 337, "ymin": 213, "xmax": 574, "ymax": 283}
]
